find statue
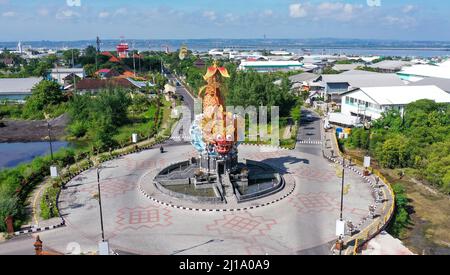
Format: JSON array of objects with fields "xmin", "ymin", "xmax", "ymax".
[{"xmin": 190, "ymin": 61, "xmax": 241, "ymax": 172}]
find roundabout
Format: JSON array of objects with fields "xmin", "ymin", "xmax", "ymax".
[{"xmin": 56, "ymin": 143, "xmax": 377, "ymax": 255}]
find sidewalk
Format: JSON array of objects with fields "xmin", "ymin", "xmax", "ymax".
[{"xmin": 322, "ymin": 124, "xmax": 395, "ymax": 255}]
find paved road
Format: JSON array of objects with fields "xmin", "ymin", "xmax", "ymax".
[
  {"xmin": 297, "ymin": 108, "xmax": 322, "ymax": 144},
  {"xmin": 0, "ymin": 143, "xmax": 376, "ymax": 255},
  {"xmin": 0, "ymin": 94, "xmax": 379, "ymax": 255},
  {"xmin": 167, "ymin": 73, "xmax": 196, "ymax": 121}
]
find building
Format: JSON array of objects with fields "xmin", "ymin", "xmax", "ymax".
[
  {"xmin": 413, "ymin": 77, "xmax": 450, "ymax": 93},
  {"xmin": 397, "ymin": 60, "xmax": 450, "ymax": 81},
  {"xmin": 317, "ymin": 71, "xmax": 405, "ymax": 103},
  {"xmin": 50, "ymin": 68, "xmax": 85, "ymax": 85},
  {"xmin": 367, "ymin": 60, "xmax": 411, "ymax": 73},
  {"xmin": 340, "ymin": 85, "xmax": 450, "ymax": 121},
  {"xmin": 238, "ymin": 60, "xmax": 303, "ymax": 72},
  {"xmin": 332, "ymin": 63, "xmax": 361, "ymax": 72},
  {"xmin": 193, "ymin": 58, "xmax": 206, "ymax": 69},
  {"xmin": 288, "ymin": 72, "xmax": 320, "ymax": 93},
  {"xmin": 95, "ymin": 69, "xmax": 120, "ymax": 79},
  {"xmin": 0, "ymin": 77, "xmax": 42, "ymax": 102},
  {"xmin": 75, "ymin": 78, "xmax": 153, "ymax": 94},
  {"xmin": 0, "ymin": 57, "xmax": 15, "ymax": 67}
]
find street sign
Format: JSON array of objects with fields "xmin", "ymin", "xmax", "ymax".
[
  {"xmin": 132, "ymin": 133, "xmax": 138, "ymax": 143},
  {"xmin": 50, "ymin": 166, "xmax": 58, "ymax": 178},
  {"xmin": 98, "ymin": 241, "xmax": 109, "ymax": 255},
  {"xmin": 364, "ymin": 156, "xmax": 371, "ymax": 168},
  {"xmin": 336, "ymin": 219, "xmax": 345, "ymax": 237}
]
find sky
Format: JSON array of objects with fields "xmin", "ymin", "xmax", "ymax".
[{"xmin": 0, "ymin": 0, "xmax": 449, "ymax": 41}]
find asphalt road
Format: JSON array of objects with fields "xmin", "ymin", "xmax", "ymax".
[{"xmin": 167, "ymin": 73, "xmax": 196, "ymax": 121}]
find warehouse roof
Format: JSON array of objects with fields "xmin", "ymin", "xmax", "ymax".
[
  {"xmin": 320, "ymin": 72, "xmax": 405, "ymax": 88},
  {"xmin": 343, "ymin": 85, "xmax": 450, "ymax": 106},
  {"xmin": 0, "ymin": 77, "xmax": 42, "ymax": 94}
]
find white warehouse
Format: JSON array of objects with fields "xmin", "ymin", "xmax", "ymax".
[{"xmin": 340, "ymin": 85, "xmax": 450, "ymax": 121}]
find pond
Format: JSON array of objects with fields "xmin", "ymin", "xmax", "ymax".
[{"xmin": 0, "ymin": 141, "xmax": 70, "ymax": 169}]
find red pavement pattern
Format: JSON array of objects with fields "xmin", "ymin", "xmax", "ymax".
[
  {"xmin": 123, "ymin": 158, "xmax": 168, "ymax": 171},
  {"xmin": 291, "ymin": 167, "xmax": 336, "ymax": 182},
  {"xmin": 206, "ymin": 212, "xmax": 276, "ymax": 237},
  {"xmin": 288, "ymin": 192, "xmax": 370, "ymax": 219},
  {"xmin": 115, "ymin": 205, "xmax": 173, "ymax": 231},
  {"xmin": 78, "ymin": 178, "xmax": 136, "ymax": 199},
  {"xmin": 288, "ymin": 192, "xmax": 340, "ymax": 214}
]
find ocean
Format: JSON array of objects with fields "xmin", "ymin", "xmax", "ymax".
[{"xmin": 1, "ymin": 39, "xmax": 449, "ymax": 58}]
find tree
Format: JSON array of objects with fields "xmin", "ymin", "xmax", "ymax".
[
  {"xmin": 22, "ymin": 80, "xmax": 64, "ymax": 119},
  {"xmin": 62, "ymin": 49, "xmax": 80, "ymax": 67}
]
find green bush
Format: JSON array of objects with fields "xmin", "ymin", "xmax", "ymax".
[{"xmin": 388, "ymin": 184, "xmax": 411, "ymax": 238}]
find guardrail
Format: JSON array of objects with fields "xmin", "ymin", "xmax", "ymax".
[{"xmin": 330, "ymin": 129, "xmax": 396, "ymax": 255}]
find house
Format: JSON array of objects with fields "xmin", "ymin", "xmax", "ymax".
[
  {"xmin": 332, "ymin": 64, "xmax": 361, "ymax": 72},
  {"xmin": 288, "ymin": 72, "xmax": 320, "ymax": 94},
  {"xmin": 0, "ymin": 77, "xmax": 42, "ymax": 103},
  {"xmin": 367, "ymin": 60, "xmax": 411, "ymax": 73},
  {"xmin": 193, "ymin": 59, "xmax": 206, "ymax": 69},
  {"xmin": 317, "ymin": 71, "xmax": 405, "ymax": 103},
  {"xmin": 75, "ymin": 78, "xmax": 153, "ymax": 94},
  {"xmin": 340, "ymin": 85, "xmax": 450, "ymax": 121},
  {"xmin": 95, "ymin": 69, "xmax": 120, "ymax": 79},
  {"xmin": 0, "ymin": 57, "xmax": 15, "ymax": 67},
  {"xmin": 50, "ymin": 68, "xmax": 85, "ymax": 85},
  {"xmin": 62, "ymin": 73, "xmax": 81, "ymax": 87}
]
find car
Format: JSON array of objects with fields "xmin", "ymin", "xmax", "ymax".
[{"xmin": 306, "ymin": 114, "xmax": 313, "ymax": 120}]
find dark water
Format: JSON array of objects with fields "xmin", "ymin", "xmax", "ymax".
[{"xmin": 0, "ymin": 141, "xmax": 69, "ymax": 169}]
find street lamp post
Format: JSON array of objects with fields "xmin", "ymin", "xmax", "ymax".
[
  {"xmin": 96, "ymin": 167, "xmax": 105, "ymax": 242},
  {"xmin": 338, "ymin": 157, "xmax": 345, "ymax": 255},
  {"xmin": 47, "ymin": 121, "xmax": 54, "ymax": 162},
  {"xmin": 340, "ymin": 157, "xmax": 345, "ymax": 221}
]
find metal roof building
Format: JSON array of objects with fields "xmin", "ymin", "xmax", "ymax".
[
  {"xmin": 0, "ymin": 77, "xmax": 42, "ymax": 102},
  {"xmin": 340, "ymin": 85, "xmax": 450, "ymax": 120}
]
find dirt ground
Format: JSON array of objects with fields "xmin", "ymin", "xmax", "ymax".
[
  {"xmin": 0, "ymin": 114, "xmax": 68, "ymax": 142},
  {"xmin": 384, "ymin": 170, "xmax": 450, "ymax": 255}
]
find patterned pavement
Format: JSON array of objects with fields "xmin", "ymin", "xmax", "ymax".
[{"xmin": 39, "ymin": 143, "xmax": 376, "ymax": 255}]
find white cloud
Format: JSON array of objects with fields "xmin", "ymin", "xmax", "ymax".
[
  {"xmin": 203, "ymin": 10, "xmax": 217, "ymax": 21},
  {"xmin": 225, "ymin": 13, "xmax": 239, "ymax": 23},
  {"xmin": 2, "ymin": 11, "xmax": 16, "ymax": 17},
  {"xmin": 37, "ymin": 8, "xmax": 49, "ymax": 16},
  {"xmin": 402, "ymin": 5, "xmax": 416, "ymax": 14},
  {"xmin": 98, "ymin": 11, "xmax": 110, "ymax": 19},
  {"xmin": 317, "ymin": 2, "xmax": 355, "ymax": 15},
  {"xmin": 313, "ymin": 2, "xmax": 363, "ymax": 22},
  {"xmin": 261, "ymin": 9, "xmax": 274, "ymax": 17},
  {"xmin": 56, "ymin": 9, "xmax": 80, "ymax": 20},
  {"xmin": 289, "ymin": 3, "xmax": 307, "ymax": 18}
]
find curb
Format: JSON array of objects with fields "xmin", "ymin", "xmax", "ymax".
[
  {"xmin": 138, "ymin": 181, "xmax": 296, "ymax": 212},
  {"xmin": 14, "ymin": 220, "xmax": 65, "ymax": 236}
]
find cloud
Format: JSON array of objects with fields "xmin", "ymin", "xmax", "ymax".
[
  {"xmin": 402, "ymin": 5, "xmax": 416, "ymax": 14},
  {"xmin": 56, "ymin": 9, "xmax": 80, "ymax": 20},
  {"xmin": 289, "ymin": 3, "xmax": 307, "ymax": 18},
  {"xmin": 98, "ymin": 11, "xmax": 110, "ymax": 19},
  {"xmin": 261, "ymin": 9, "xmax": 274, "ymax": 17},
  {"xmin": 317, "ymin": 2, "xmax": 356, "ymax": 15},
  {"xmin": 114, "ymin": 8, "xmax": 128, "ymax": 16},
  {"xmin": 203, "ymin": 10, "xmax": 217, "ymax": 21},
  {"xmin": 2, "ymin": 11, "xmax": 16, "ymax": 17},
  {"xmin": 37, "ymin": 8, "xmax": 49, "ymax": 17}
]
